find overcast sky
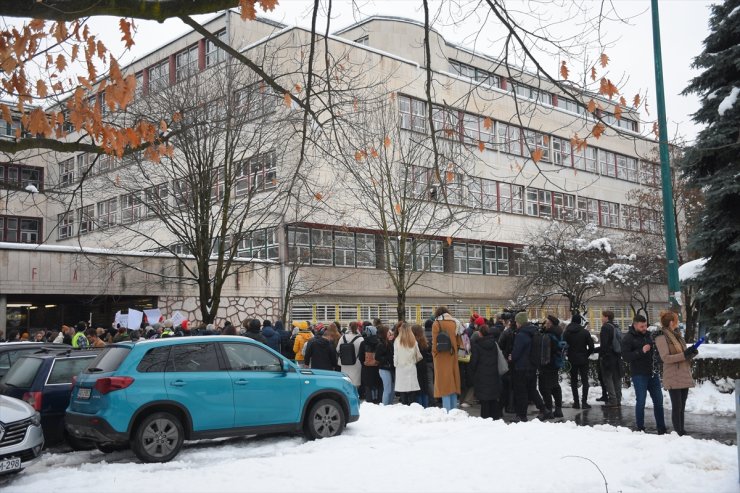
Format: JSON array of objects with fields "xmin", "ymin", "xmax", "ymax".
[{"xmin": 87, "ymin": 0, "xmax": 715, "ymax": 144}]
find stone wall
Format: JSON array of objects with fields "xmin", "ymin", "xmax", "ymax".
[{"xmin": 158, "ymin": 296, "xmax": 282, "ymax": 325}]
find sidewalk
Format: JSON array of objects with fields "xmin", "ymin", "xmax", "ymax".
[{"xmin": 463, "ymin": 402, "xmax": 737, "ymax": 444}]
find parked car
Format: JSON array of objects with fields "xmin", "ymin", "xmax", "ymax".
[
  {"xmin": 0, "ymin": 349, "xmax": 102, "ymax": 449},
  {"xmin": 0, "ymin": 395, "xmax": 44, "ymax": 475},
  {"xmin": 0, "ymin": 343, "xmax": 71, "ymax": 380},
  {"xmin": 66, "ymin": 336, "xmax": 360, "ymax": 462}
]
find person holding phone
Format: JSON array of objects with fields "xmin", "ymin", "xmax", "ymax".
[{"xmin": 654, "ymin": 311, "xmax": 697, "ymax": 436}]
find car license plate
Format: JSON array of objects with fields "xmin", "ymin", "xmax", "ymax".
[
  {"xmin": 77, "ymin": 387, "xmax": 91, "ymax": 400},
  {"xmin": 0, "ymin": 457, "xmax": 21, "ymax": 473}
]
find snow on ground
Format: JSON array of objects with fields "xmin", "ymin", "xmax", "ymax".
[
  {"xmin": 560, "ymin": 379, "xmax": 736, "ymax": 417},
  {"xmin": 5, "ymin": 403, "xmax": 738, "ymax": 493},
  {"xmin": 695, "ymin": 343, "xmax": 740, "ymax": 360}
]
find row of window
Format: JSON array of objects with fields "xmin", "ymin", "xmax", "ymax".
[
  {"xmin": 448, "ymin": 60, "xmax": 639, "ymax": 132},
  {"xmin": 399, "ymin": 95, "xmax": 658, "ymax": 186},
  {"xmin": 0, "ymin": 164, "xmax": 44, "ymax": 191},
  {"xmin": 152, "ymin": 227, "xmax": 280, "ymax": 261},
  {"xmin": 0, "ymin": 216, "xmax": 42, "ymax": 243}
]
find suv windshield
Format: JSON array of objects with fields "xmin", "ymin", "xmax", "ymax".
[
  {"xmin": 48, "ymin": 357, "xmax": 97, "ymax": 384},
  {"xmin": 1, "ymin": 357, "xmax": 43, "ymax": 388},
  {"xmin": 86, "ymin": 347, "xmax": 131, "ymax": 373}
]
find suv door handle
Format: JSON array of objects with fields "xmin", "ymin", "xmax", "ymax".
[
  {"xmin": 170, "ymin": 380, "xmax": 186, "ymax": 387},
  {"xmin": 233, "ymin": 379, "xmax": 249, "ymax": 386}
]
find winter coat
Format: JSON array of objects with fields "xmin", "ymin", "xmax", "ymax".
[
  {"xmin": 262, "ymin": 326, "xmax": 281, "ymax": 352},
  {"xmin": 305, "ymin": 336, "xmax": 338, "ymax": 371},
  {"xmin": 489, "ymin": 322, "xmax": 504, "ymax": 342},
  {"xmin": 245, "ymin": 329, "xmax": 268, "ymax": 345},
  {"xmin": 292, "ymin": 329, "xmax": 313, "ymax": 362},
  {"xmin": 511, "ymin": 323, "xmax": 538, "ymax": 372},
  {"xmin": 274, "ymin": 322, "xmax": 293, "ymax": 359},
  {"xmin": 655, "ymin": 329, "xmax": 695, "ymax": 390},
  {"xmin": 358, "ymin": 336, "xmax": 382, "ymax": 389},
  {"xmin": 599, "ymin": 322, "xmax": 621, "ymax": 362},
  {"xmin": 563, "ymin": 322, "xmax": 594, "ymax": 366},
  {"xmin": 393, "ymin": 340, "xmax": 422, "ymax": 392},
  {"xmin": 416, "ymin": 345, "xmax": 433, "ymax": 397},
  {"xmin": 432, "ymin": 314, "xmax": 462, "ymax": 398},
  {"xmin": 337, "ymin": 333, "xmax": 364, "ymax": 386},
  {"xmin": 375, "ymin": 339, "xmax": 394, "ymax": 371},
  {"xmin": 540, "ymin": 324, "xmax": 564, "ymax": 371},
  {"xmin": 621, "ymin": 325, "xmax": 657, "ymax": 376},
  {"xmin": 498, "ymin": 327, "xmax": 515, "ymax": 359},
  {"xmin": 469, "ymin": 334, "xmax": 502, "ymax": 401}
]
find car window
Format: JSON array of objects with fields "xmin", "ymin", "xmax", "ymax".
[
  {"xmin": 167, "ymin": 343, "xmax": 220, "ymax": 372},
  {"xmin": 47, "ymin": 357, "xmax": 96, "ymax": 385},
  {"xmin": 137, "ymin": 347, "xmax": 170, "ymax": 373},
  {"xmin": 222, "ymin": 343, "xmax": 282, "ymax": 372},
  {"xmin": 1, "ymin": 357, "xmax": 43, "ymax": 388},
  {"xmin": 0, "ymin": 353, "xmax": 11, "ymax": 374},
  {"xmin": 87, "ymin": 347, "xmax": 131, "ymax": 373}
]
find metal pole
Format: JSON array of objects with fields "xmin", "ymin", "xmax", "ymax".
[{"xmin": 650, "ymin": 0, "xmax": 682, "ymax": 313}]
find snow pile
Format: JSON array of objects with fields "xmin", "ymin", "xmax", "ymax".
[
  {"xmin": 6, "ymin": 403, "xmax": 737, "ymax": 493},
  {"xmin": 717, "ymin": 86, "xmax": 739, "ymax": 116},
  {"xmin": 604, "ymin": 263, "xmax": 636, "ymax": 282},
  {"xmin": 560, "ymin": 379, "xmax": 736, "ymax": 417},
  {"xmin": 24, "ymin": 184, "xmax": 38, "ymax": 194},
  {"xmin": 573, "ymin": 237, "xmax": 612, "ymax": 253},
  {"xmin": 679, "ymin": 258, "xmax": 708, "ymax": 281},
  {"xmin": 695, "ymin": 343, "xmax": 740, "ymax": 360}
]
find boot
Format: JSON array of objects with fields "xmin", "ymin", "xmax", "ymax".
[
  {"xmin": 572, "ymin": 389, "xmax": 580, "ymax": 409},
  {"xmin": 581, "ymin": 398, "xmax": 592, "ymax": 409},
  {"xmin": 572, "ymin": 401, "xmax": 580, "ymax": 409},
  {"xmin": 553, "ymin": 407, "xmax": 563, "ymax": 418}
]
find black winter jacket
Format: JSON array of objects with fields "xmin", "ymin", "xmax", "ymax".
[
  {"xmin": 245, "ymin": 329, "xmax": 267, "ymax": 345},
  {"xmin": 540, "ymin": 324, "xmax": 564, "ymax": 371},
  {"xmin": 621, "ymin": 325, "xmax": 657, "ymax": 376},
  {"xmin": 374, "ymin": 339, "xmax": 394, "ymax": 370},
  {"xmin": 599, "ymin": 322, "xmax": 621, "ymax": 361},
  {"xmin": 469, "ymin": 335, "xmax": 502, "ymax": 400},
  {"xmin": 511, "ymin": 324, "xmax": 538, "ymax": 372},
  {"xmin": 499, "ymin": 327, "xmax": 515, "ymax": 359},
  {"xmin": 563, "ymin": 322, "xmax": 594, "ymax": 366},
  {"xmin": 304, "ymin": 336, "xmax": 338, "ymax": 371}
]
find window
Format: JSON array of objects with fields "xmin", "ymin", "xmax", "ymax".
[
  {"xmin": 55, "ymin": 213, "xmax": 77, "ymax": 242},
  {"xmin": 78, "ymin": 205, "xmax": 94, "ymax": 235},
  {"xmin": 499, "ymin": 183, "xmax": 524, "ymax": 214},
  {"xmin": 222, "ymin": 343, "xmax": 282, "ymax": 371},
  {"xmin": 334, "ymin": 232, "xmax": 356, "ymax": 267},
  {"xmin": 356, "ymin": 233, "xmax": 376, "ymax": 268},
  {"xmin": 19, "ymin": 218, "xmax": 40, "ymax": 243},
  {"xmin": 399, "ymin": 96, "xmax": 429, "ymax": 133},
  {"xmin": 173, "ymin": 178, "xmax": 192, "ymax": 208},
  {"xmin": 76, "ymin": 153, "xmax": 91, "ymax": 178},
  {"xmin": 167, "ymin": 343, "xmax": 220, "ymax": 372},
  {"xmin": 498, "ymin": 123, "xmax": 522, "ymax": 156},
  {"xmin": 526, "ymin": 188, "xmax": 552, "ymax": 218},
  {"xmin": 0, "ymin": 164, "xmax": 43, "ymax": 191},
  {"xmin": 523, "ymin": 131, "xmax": 550, "ymax": 161},
  {"xmin": 388, "ymin": 238, "xmax": 414, "ymax": 271},
  {"xmin": 616, "ymin": 155, "xmax": 638, "ymax": 182},
  {"xmin": 553, "ymin": 192, "xmax": 575, "ymax": 220},
  {"xmin": 121, "ymin": 192, "xmax": 143, "ymax": 224},
  {"xmin": 249, "ymin": 151, "xmax": 277, "ymax": 193},
  {"xmin": 584, "ymin": 146, "xmax": 598, "ymax": 173},
  {"xmin": 59, "ymin": 158, "xmax": 75, "ymax": 186},
  {"xmin": 484, "ymin": 246, "xmax": 509, "ymax": 275},
  {"xmin": 640, "ymin": 161, "xmax": 660, "ymax": 187},
  {"xmin": 97, "ymin": 153, "xmax": 115, "ymax": 174},
  {"xmin": 414, "ymin": 240, "xmax": 443, "ymax": 273},
  {"xmin": 96, "ymin": 198, "xmax": 118, "ymax": 229},
  {"xmin": 47, "ymin": 357, "xmax": 96, "ymax": 384},
  {"xmin": 210, "ymin": 166, "xmax": 226, "ymax": 203},
  {"xmin": 599, "ymin": 150, "xmax": 617, "ymax": 178},
  {"xmin": 557, "ymin": 97, "xmax": 584, "ymax": 115},
  {"xmin": 311, "ymin": 229, "xmax": 333, "ymax": 265},
  {"xmin": 576, "ymin": 197, "xmax": 599, "ymax": 224},
  {"xmin": 599, "ymin": 201, "xmax": 620, "ymax": 228},
  {"xmin": 552, "ymin": 137, "xmax": 572, "ymax": 167},
  {"xmin": 450, "ymin": 60, "xmax": 476, "ymax": 79},
  {"xmin": 354, "ymin": 35, "xmax": 369, "ymax": 46},
  {"xmin": 641, "ymin": 208, "xmax": 659, "ymax": 233},
  {"xmin": 468, "ymin": 244, "xmax": 483, "ymax": 274},
  {"xmin": 205, "ymin": 29, "xmax": 227, "ymax": 67},
  {"xmin": 432, "ymin": 105, "xmax": 459, "ymax": 139},
  {"xmin": 620, "ymin": 205, "xmax": 641, "ymax": 231},
  {"xmin": 481, "ymin": 179, "xmax": 498, "ymax": 210},
  {"xmin": 1, "ymin": 216, "xmax": 40, "ymax": 243},
  {"xmin": 134, "ymin": 72, "xmax": 144, "ymax": 99},
  {"xmin": 148, "ymin": 60, "xmax": 170, "ymax": 92},
  {"xmin": 247, "ymin": 228, "xmax": 279, "ymax": 260},
  {"xmin": 453, "ymin": 243, "xmax": 468, "ymax": 273},
  {"xmin": 144, "ymin": 183, "xmax": 168, "ymax": 217},
  {"xmin": 442, "ymin": 171, "xmax": 463, "ymax": 205},
  {"xmin": 409, "ymin": 165, "xmax": 430, "ymax": 199},
  {"xmin": 234, "ymin": 82, "xmax": 278, "ymax": 120},
  {"xmin": 137, "ymin": 347, "xmax": 171, "ymax": 373},
  {"xmin": 176, "ymin": 45, "xmax": 199, "ymax": 81},
  {"xmin": 288, "ymin": 227, "xmax": 311, "ymax": 264}
]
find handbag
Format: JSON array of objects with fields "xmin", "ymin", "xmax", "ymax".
[
  {"xmin": 496, "ymin": 343, "xmax": 508, "ymax": 376},
  {"xmin": 457, "ymin": 348, "xmax": 471, "ymax": 363}
]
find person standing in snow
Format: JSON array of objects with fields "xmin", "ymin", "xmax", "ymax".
[
  {"xmin": 261, "ymin": 320, "xmax": 281, "ymax": 352},
  {"xmin": 469, "ymin": 324, "xmax": 503, "ymax": 419},
  {"xmin": 510, "ymin": 312, "xmax": 546, "ymax": 422},
  {"xmin": 498, "ymin": 313, "xmax": 516, "ymax": 414},
  {"xmin": 292, "ymin": 321, "xmax": 313, "ymax": 367},
  {"xmin": 358, "ymin": 325, "xmax": 382, "ymax": 403},
  {"xmin": 598, "ymin": 310, "xmax": 623, "ymax": 408},
  {"xmin": 337, "ymin": 321, "xmax": 364, "ymax": 388},
  {"xmin": 304, "ymin": 327, "xmax": 339, "ymax": 371},
  {"xmin": 563, "ymin": 313, "xmax": 594, "ymax": 409},
  {"xmin": 654, "ymin": 311, "xmax": 697, "ymax": 436},
  {"xmin": 274, "ymin": 321, "xmax": 293, "ymax": 359},
  {"xmin": 244, "ymin": 319, "xmax": 267, "ymax": 344},
  {"xmin": 538, "ymin": 315, "xmax": 564, "ymax": 419},
  {"xmin": 411, "ymin": 324, "xmax": 434, "ymax": 407},
  {"xmin": 375, "ymin": 325, "xmax": 396, "ymax": 405},
  {"xmin": 621, "ymin": 314, "xmax": 667, "ymax": 434},
  {"xmin": 393, "ymin": 322, "xmax": 423, "ymax": 405},
  {"xmin": 432, "ymin": 306, "xmax": 462, "ymax": 411}
]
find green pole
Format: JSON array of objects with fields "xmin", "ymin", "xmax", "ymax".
[{"xmin": 650, "ymin": 0, "xmax": 682, "ymax": 313}]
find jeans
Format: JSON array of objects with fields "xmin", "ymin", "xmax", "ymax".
[
  {"xmin": 441, "ymin": 393, "xmax": 458, "ymax": 411},
  {"xmin": 668, "ymin": 388, "xmax": 689, "ymax": 435},
  {"xmin": 569, "ymin": 363, "xmax": 589, "ymax": 403},
  {"xmin": 513, "ymin": 369, "xmax": 545, "ymax": 419},
  {"xmin": 632, "ymin": 374, "xmax": 666, "ymax": 431},
  {"xmin": 379, "ymin": 369, "xmax": 394, "ymax": 405},
  {"xmin": 416, "ymin": 393, "xmax": 430, "ymax": 408}
]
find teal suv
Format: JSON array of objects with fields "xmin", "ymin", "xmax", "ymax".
[{"xmin": 65, "ymin": 336, "xmax": 359, "ymax": 462}]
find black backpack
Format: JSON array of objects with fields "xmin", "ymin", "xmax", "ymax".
[
  {"xmin": 339, "ymin": 335, "xmax": 361, "ymax": 365},
  {"xmin": 529, "ymin": 330, "xmax": 551, "ymax": 367},
  {"xmin": 435, "ymin": 319, "xmax": 453, "ymax": 354}
]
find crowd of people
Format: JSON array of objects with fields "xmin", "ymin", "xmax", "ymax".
[{"xmin": 3, "ymin": 306, "xmax": 698, "ymax": 434}]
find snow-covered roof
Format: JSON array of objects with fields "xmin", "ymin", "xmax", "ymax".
[{"xmin": 678, "ymin": 258, "xmax": 708, "ymax": 282}]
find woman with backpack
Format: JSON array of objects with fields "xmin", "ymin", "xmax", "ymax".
[
  {"xmin": 337, "ymin": 321, "xmax": 364, "ymax": 388},
  {"xmin": 375, "ymin": 325, "xmax": 395, "ymax": 405},
  {"xmin": 411, "ymin": 324, "xmax": 434, "ymax": 407},
  {"xmin": 432, "ymin": 306, "xmax": 462, "ymax": 412},
  {"xmin": 358, "ymin": 325, "xmax": 382, "ymax": 404},
  {"xmin": 393, "ymin": 322, "xmax": 423, "ymax": 405}
]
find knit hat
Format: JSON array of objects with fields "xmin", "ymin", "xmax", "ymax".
[
  {"xmin": 515, "ymin": 312, "xmax": 529, "ymax": 326},
  {"xmin": 546, "ymin": 315, "xmax": 560, "ymax": 328},
  {"xmin": 474, "ymin": 316, "xmax": 486, "ymax": 327},
  {"xmin": 292, "ymin": 320, "xmax": 309, "ymax": 330}
]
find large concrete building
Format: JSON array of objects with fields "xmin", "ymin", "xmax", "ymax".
[{"xmin": 0, "ymin": 12, "xmax": 668, "ymax": 337}]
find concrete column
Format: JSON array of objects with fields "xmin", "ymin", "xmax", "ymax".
[{"xmin": 0, "ymin": 294, "xmax": 6, "ymax": 340}]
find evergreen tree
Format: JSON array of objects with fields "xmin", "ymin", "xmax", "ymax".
[{"xmin": 681, "ymin": 0, "xmax": 740, "ymax": 342}]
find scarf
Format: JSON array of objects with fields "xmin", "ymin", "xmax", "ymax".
[{"xmin": 662, "ymin": 326, "xmax": 686, "ymax": 356}]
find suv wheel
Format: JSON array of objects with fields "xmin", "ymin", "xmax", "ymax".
[
  {"xmin": 304, "ymin": 399, "xmax": 345, "ymax": 440},
  {"xmin": 132, "ymin": 412, "xmax": 184, "ymax": 463}
]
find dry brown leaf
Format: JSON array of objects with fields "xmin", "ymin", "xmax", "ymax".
[
  {"xmin": 633, "ymin": 94, "xmax": 641, "ymax": 108},
  {"xmin": 314, "ymin": 192, "xmax": 323, "ymax": 201},
  {"xmin": 560, "ymin": 61, "xmax": 569, "ymax": 80},
  {"xmin": 600, "ymin": 53, "xmax": 609, "ymax": 68},
  {"xmin": 354, "ymin": 150, "xmax": 363, "ymax": 162},
  {"xmin": 283, "ymin": 92, "xmax": 292, "ymax": 108},
  {"xmin": 590, "ymin": 66, "xmax": 597, "ymax": 82},
  {"xmin": 36, "ymin": 80, "xmax": 48, "ymax": 98},
  {"xmin": 383, "ymin": 135, "xmax": 391, "ymax": 148},
  {"xmin": 592, "ymin": 122, "xmax": 606, "ymax": 139},
  {"xmin": 394, "ymin": 203, "xmax": 402, "ymax": 214},
  {"xmin": 614, "ymin": 105, "xmax": 622, "ymax": 121},
  {"xmin": 478, "ymin": 140, "xmax": 485, "ymax": 152},
  {"xmin": 119, "ymin": 18, "xmax": 135, "ymax": 49},
  {"xmin": 370, "ymin": 148, "xmax": 378, "ymax": 158},
  {"xmin": 619, "ymin": 96, "xmax": 627, "ymax": 107},
  {"xmin": 587, "ymin": 99, "xmax": 596, "ymax": 114},
  {"xmin": 531, "ymin": 148, "xmax": 544, "ymax": 163},
  {"xmin": 55, "ymin": 54, "xmax": 67, "ymax": 72},
  {"xmin": 483, "ymin": 117, "xmax": 493, "ymax": 130},
  {"xmin": 446, "ymin": 237, "xmax": 453, "ymax": 246},
  {"xmin": 0, "ymin": 104, "xmax": 12, "ymax": 124},
  {"xmin": 294, "ymin": 83, "xmax": 302, "ymax": 93}
]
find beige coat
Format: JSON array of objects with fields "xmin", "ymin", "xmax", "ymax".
[
  {"xmin": 432, "ymin": 314, "xmax": 462, "ymax": 398},
  {"xmin": 655, "ymin": 332, "xmax": 695, "ymax": 390}
]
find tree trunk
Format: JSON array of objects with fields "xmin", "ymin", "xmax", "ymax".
[
  {"xmin": 683, "ymin": 287, "xmax": 696, "ymax": 342},
  {"xmin": 396, "ymin": 290, "xmax": 406, "ymax": 322}
]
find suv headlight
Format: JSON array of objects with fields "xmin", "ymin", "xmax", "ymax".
[{"xmin": 30, "ymin": 411, "xmax": 41, "ymax": 427}]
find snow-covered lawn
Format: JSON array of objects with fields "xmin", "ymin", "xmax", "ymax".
[
  {"xmin": 6, "ymin": 403, "xmax": 737, "ymax": 493},
  {"xmin": 695, "ymin": 343, "xmax": 740, "ymax": 360}
]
